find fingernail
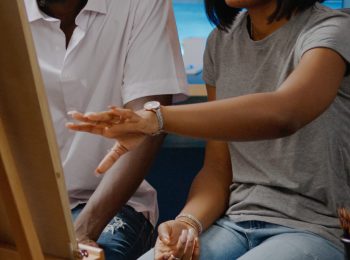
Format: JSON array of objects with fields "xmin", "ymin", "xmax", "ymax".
[
  {"xmin": 67, "ymin": 110, "xmax": 77, "ymax": 115},
  {"xmin": 94, "ymin": 169, "xmax": 103, "ymax": 176},
  {"xmin": 85, "ymin": 112, "xmax": 95, "ymax": 116},
  {"xmin": 180, "ymin": 229, "xmax": 188, "ymax": 243},
  {"xmin": 65, "ymin": 123, "xmax": 77, "ymax": 131},
  {"xmin": 188, "ymin": 228, "xmax": 195, "ymax": 242}
]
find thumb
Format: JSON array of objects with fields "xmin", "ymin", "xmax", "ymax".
[
  {"xmin": 158, "ymin": 222, "xmax": 172, "ymax": 244},
  {"xmin": 95, "ymin": 142, "xmax": 128, "ymax": 174}
]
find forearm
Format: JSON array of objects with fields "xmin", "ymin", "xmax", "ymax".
[
  {"xmin": 172, "ymin": 138, "xmax": 231, "ymax": 233},
  {"xmin": 180, "ymin": 171, "xmax": 230, "ymax": 231},
  {"xmin": 74, "ymin": 95, "xmax": 172, "ymax": 241},
  {"xmin": 162, "ymin": 48, "xmax": 346, "ymax": 142},
  {"xmin": 74, "ymin": 134, "xmax": 165, "ymax": 240},
  {"xmin": 162, "ymin": 92, "xmax": 296, "ymax": 142}
]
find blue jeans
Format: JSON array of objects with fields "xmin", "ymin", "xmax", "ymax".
[
  {"xmin": 139, "ymin": 218, "xmax": 343, "ymax": 260},
  {"xmin": 72, "ymin": 204, "xmax": 153, "ymax": 260},
  {"xmin": 200, "ymin": 217, "xmax": 343, "ymax": 260}
]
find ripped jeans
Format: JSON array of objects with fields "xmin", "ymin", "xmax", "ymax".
[{"xmin": 72, "ymin": 204, "xmax": 154, "ymax": 260}]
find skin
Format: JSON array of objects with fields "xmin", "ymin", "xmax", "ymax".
[
  {"xmin": 73, "ymin": 95, "xmax": 172, "ymax": 246},
  {"xmin": 66, "ymin": 0, "xmax": 347, "ymax": 258},
  {"xmin": 226, "ymin": 0, "xmax": 289, "ymax": 40},
  {"xmin": 38, "ymin": 0, "xmax": 173, "ymax": 248},
  {"xmin": 39, "ymin": 0, "xmax": 87, "ymax": 47},
  {"xmin": 152, "ymin": 87, "xmax": 232, "ymax": 260}
]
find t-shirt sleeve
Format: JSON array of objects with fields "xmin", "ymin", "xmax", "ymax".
[
  {"xmin": 297, "ymin": 12, "xmax": 350, "ymax": 74},
  {"xmin": 122, "ymin": 0, "xmax": 188, "ymax": 104},
  {"xmin": 202, "ymin": 29, "xmax": 217, "ymax": 86}
]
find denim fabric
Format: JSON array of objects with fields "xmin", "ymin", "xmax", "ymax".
[
  {"xmin": 200, "ymin": 217, "xmax": 343, "ymax": 260},
  {"xmin": 72, "ymin": 204, "xmax": 154, "ymax": 260},
  {"xmin": 138, "ymin": 218, "xmax": 344, "ymax": 260}
]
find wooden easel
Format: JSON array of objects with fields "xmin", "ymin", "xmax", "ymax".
[{"xmin": 0, "ymin": 0, "xmax": 104, "ymax": 259}]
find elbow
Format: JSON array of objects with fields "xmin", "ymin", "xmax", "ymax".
[
  {"xmin": 278, "ymin": 121, "xmax": 300, "ymax": 137},
  {"xmin": 273, "ymin": 113, "xmax": 304, "ymax": 138}
]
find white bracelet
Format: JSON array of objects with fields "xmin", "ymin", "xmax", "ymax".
[{"xmin": 175, "ymin": 213, "xmax": 203, "ymax": 235}]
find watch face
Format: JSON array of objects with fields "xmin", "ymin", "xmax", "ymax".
[{"xmin": 144, "ymin": 101, "xmax": 160, "ymax": 110}]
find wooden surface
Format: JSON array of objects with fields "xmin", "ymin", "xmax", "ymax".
[
  {"xmin": 0, "ymin": 0, "xmax": 205, "ymax": 259},
  {"xmin": 0, "ymin": 0, "xmax": 78, "ymax": 258},
  {"xmin": 0, "ymin": 123, "xmax": 45, "ymax": 260},
  {"xmin": 0, "ymin": 242, "xmax": 104, "ymax": 260}
]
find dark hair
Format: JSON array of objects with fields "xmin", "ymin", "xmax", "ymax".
[{"xmin": 205, "ymin": 0, "xmax": 325, "ymax": 31}]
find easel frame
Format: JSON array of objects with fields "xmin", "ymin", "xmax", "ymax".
[{"xmin": 0, "ymin": 0, "xmax": 103, "ymax": 259}]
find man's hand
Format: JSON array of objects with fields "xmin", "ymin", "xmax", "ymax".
[{"xmin": 77, "ymin": 237, "xmax": 99, "ymax": 248}]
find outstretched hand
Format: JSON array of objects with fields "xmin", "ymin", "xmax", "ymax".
[
  {"xmin": 154, "ymin": 220, "xmax": 200, "ymax": 260},
  {"xmin": 66, "ymin": 107, "xmax": 148, "ymax": 135},
  {"xmin": 66, "ymin": 107, "xmax": 156, "ymax": 174}
]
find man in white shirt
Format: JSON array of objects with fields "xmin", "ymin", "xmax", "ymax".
[{"xmin": 24, "ymin": 0, "xmax": 188, "ymax": 259}]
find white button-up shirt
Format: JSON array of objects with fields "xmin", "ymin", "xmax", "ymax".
[{"xmin": 24, "ymin": 0, "xmax": 188, "ymax": 226}]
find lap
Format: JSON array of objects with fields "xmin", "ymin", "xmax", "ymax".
[
  {"xmin": 238, "ymin": 231, "xmax": 343, "ymax": 260},
  {"xmin": 200, "ymin": 218, "xmax": 249, "ymax": 260},
  {"xmin": 138, "ymin": 218, "xmax": 343, "ymax": 260},
  {"xmin": 72, "ymin": 204, "xmax": 154, "ymax": 260},
  {"xmin": 200, "ymin": 218, "xmax": 343, "ymax": 260}
]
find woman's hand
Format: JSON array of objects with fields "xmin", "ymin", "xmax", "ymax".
[
  {"xmin": 66, "ymin": 106, "xmax": 159, "ymax": 136},
  {"xmin": 154, "ymin": 220, "xmax": 200, "ymax": 260},
  {"xmin": 66, "ymin": 107, "xmax": 158, "ymax": 174}
]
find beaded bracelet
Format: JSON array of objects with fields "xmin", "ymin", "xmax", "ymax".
[{"xmin": 175, "ymin": 213, "xmax": 203, "ymax": 235}]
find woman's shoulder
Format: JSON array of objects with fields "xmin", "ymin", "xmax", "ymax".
[
  {"xmin": 294, "ymin": 3, "xmax": 350, "ymax": 48},
  {"xmin": 295, "ymin": 4, "xmax": 350, "ymax": 74},
  {"xmin": 312, "ymin": 2, "xmax": 349, "ymax": 16},
  {"xmin": 305, "ymin": 3, "xmax": 350, "ymax": 30}
]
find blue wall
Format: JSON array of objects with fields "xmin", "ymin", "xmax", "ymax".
[{"xmin": 173, "ymin": 0, "xmax": 345, "ymax": 44}]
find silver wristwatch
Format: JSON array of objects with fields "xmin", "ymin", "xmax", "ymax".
[{"xmin": 143, "ymin": 101, "xmax": 164, "ymax": 135}]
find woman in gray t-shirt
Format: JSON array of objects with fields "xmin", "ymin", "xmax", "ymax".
[{"xmin": 67, "ymin": 0, "xmax": 350, "ymax": 259}]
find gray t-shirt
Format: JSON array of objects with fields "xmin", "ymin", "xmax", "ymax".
[{"xmin": 203, "ymin": 3, "xmax": 350, "ymax": 250}]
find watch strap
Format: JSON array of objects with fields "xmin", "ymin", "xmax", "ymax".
[
  {"xmin": 143, "ymin": 101, "xmax": 164, "ymax": 136},
  {"xmin": 153, "ymin": 107, "xmax": 164, "ymax": 136}
]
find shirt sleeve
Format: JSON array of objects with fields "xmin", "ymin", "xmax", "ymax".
[
  {"xmin": 202, "ymin": 29, "xmax": 217, "ymax": 86},
  {"xmin": 297, "ymin": 11, "xmax": 350, "ymax": 75},
  {"xmin": 122, "ymin": 0, "xmax": 188, "ymax": 104}
]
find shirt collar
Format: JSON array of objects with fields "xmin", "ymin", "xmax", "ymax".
[
  {"xmin": 25, "ymin": 0, "xmax": 107, "ymax": 22},
  {"xmin": 25, "ymin": 0, "xmax": 45, "ymax": 22},
  {"xmin": 84, "ymin": 0, "xmax": 107, "ymax": 15}
]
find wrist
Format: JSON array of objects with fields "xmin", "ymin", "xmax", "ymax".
[
  {"xmin": 76, "ymin": 238, "xmax": 99, "ymax": 248},
  {"xmin": 143, "ymin": 101, "xmax": 164, "ymax": 135},
  {"xmin": 136, "ymin": 109, "xmax": 160, "ymax": 135},
  {"xmin": 75, "ymin": 225, "xmax": 98, "ymax": 242},
  {"xmin": 74, "ymin": 215, "xmax": 102, "ymax": 242},
  {"xmin": 175, "ymin": 213, "xmax": 203, "ymax": 235}
]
